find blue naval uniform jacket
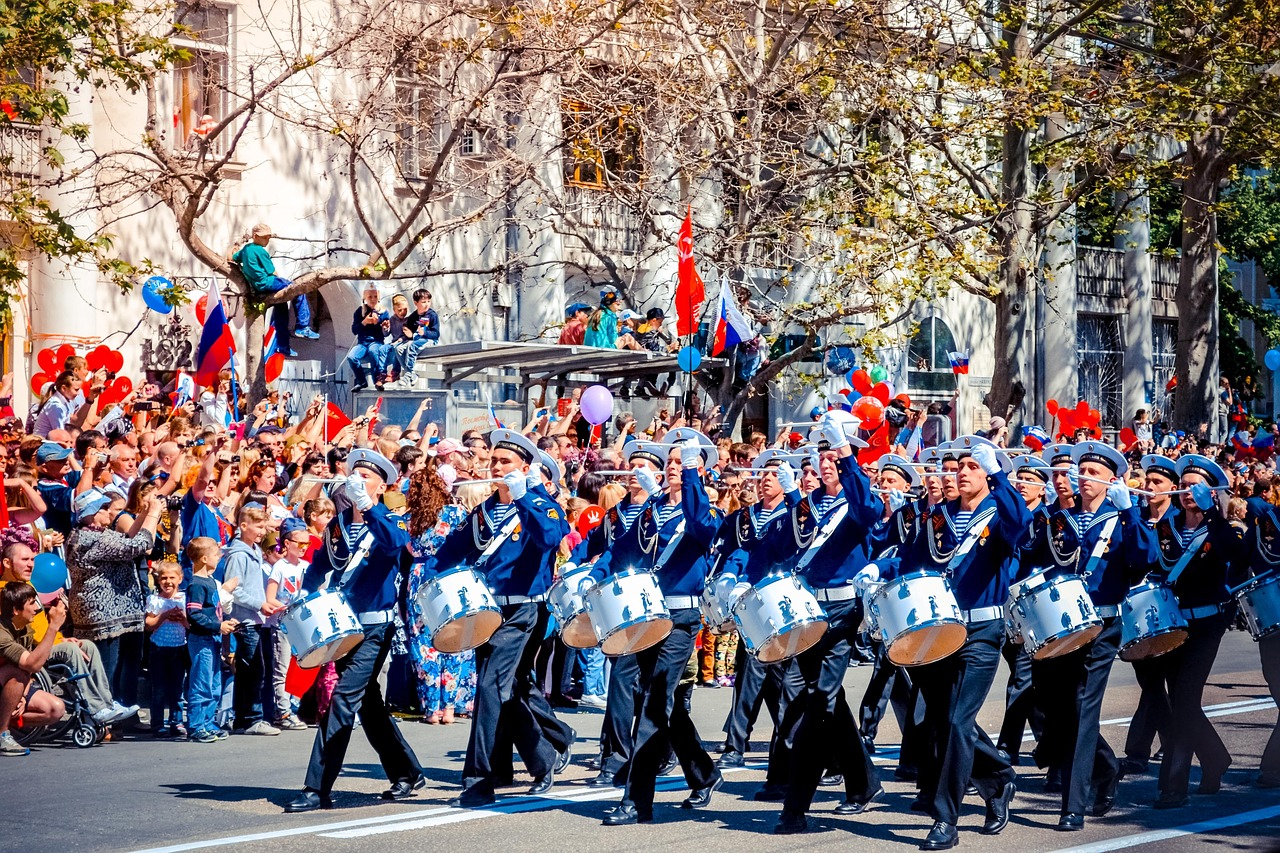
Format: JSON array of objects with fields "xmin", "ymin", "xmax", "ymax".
[
  {"xmin": 711, "ymin": 491, "xmax": 803, "ymax": 580},
  {"xmin": 892, "ymin": 471, "xmax": 1031, "ymax": 611},
  {"xmin": 589, "ymin": 473, "xmax": 722, "ymax": 598},
  {"xmin": 428, "ymin": 484, "xmax": 569, "ymax": 598},
  {"xmin": 1038, "ymin": 500, "xmax": 1156, "ymax": 606},
  {"xmin": 585, "ymin": 496, "xmax": 646, "ymax": 561},
  {"xmin": 1014, "ymin": 502, "xmax": 1053, "ymax": 579},
  {"xmin": 869, "ymin": 498, "xmax": 923, "ymax": 560},
  {"xmin": 1150, "ymin": 507, "xmax": 1247, "ymax": 611},
  {"xmin": 301, "ymin": 504, "xmax": 412, "ymax": 614},
  {"xmin": 1244, "ymin": 498, "xmax": 1280, "ymax": 580}
]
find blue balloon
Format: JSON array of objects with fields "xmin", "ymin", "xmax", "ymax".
[
  {"xmin": 1266, "ymin": 349, "xmax": 1280, "ymax": 371},
  {"xmin": 31, "ymin": 553, "xmax": 69, "ymax": 594},
  {"xmin": 826, "ymin": 346, "xmax": 856, "ymax": 375},
  {"xmin": 677, "ymin": 345, "xmax": 703, "ymax": 372},
  {"xmin": 142, "ymin": 275, "xmax": 173, "ymax": 314}
]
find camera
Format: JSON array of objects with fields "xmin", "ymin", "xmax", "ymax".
[
  {"xmin": 231, "ymin": 454, "xmax": 241, "ymax": 463},
  {"xmin": 166, "ymin": 495, "xmax": 184, "ymax": 511},
  {"xmin": 184, "ymin": 437, "xmax": 205, "ymax": 449}
]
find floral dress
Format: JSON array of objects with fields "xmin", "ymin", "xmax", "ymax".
[{"xmin": 405, "ymin": 504, "xmax": 476, "ymax": 714}]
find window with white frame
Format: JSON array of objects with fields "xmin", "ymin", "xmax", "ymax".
[{"xmin": 172, "ymin": 1, "xmax": 231, "ymax": 156}]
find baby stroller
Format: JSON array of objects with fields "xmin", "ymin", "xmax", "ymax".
[{"xmin": 11, "ymin": 662, "xmax": 107, "ymax": 748}]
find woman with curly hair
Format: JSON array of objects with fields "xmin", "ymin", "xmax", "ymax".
[{"xmin": 404, "ymin": 458, "xmax": 476, "ymax": 723}]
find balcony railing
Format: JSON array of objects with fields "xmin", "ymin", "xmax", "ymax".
[
  {"xmin": 1153, "ymin": 255, "xmax": 1179, "ymax": 302},
  {"xmin": 0, "ymin": 123, "xmax": 42, "ymax": 189},
  {"xmin": 1076, "ymin": 244, "xmax": 1181, "ymax": 301},
  {"xmin": 561, "ymin": 186, "xmax": 643, "ymax": 257}
]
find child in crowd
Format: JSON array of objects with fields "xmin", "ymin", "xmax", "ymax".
[
  {"xmin": 266, "ymin": 518, "xmax": 310, "ymax": 730},
  {"xmin": 220, "ymin": 505, "xmax": 282, "ymax": 735},
  {"xmin": 145, "ymin": 561, "xmax": 189, "ymax": 737},
  {"xmin": 300, "ymin": 497, "xmax": 339, "ymax": 720},
  {"xmin": 185, "ymin": 537, "xmax": 238, "ymax": 743}
]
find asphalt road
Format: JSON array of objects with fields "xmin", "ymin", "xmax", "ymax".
[{"xmin": 11, "ymin": 631, "xmax": 1280, "ymax": 853}]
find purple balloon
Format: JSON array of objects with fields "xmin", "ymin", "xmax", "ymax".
[{"xmin": 580, "ymin": 385, "xmax": 614, "ymax": 425}]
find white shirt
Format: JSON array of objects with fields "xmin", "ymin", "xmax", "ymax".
[
  {"xmin": 266, "ymin": 558, "xmax": 308, "ymax": 626},
  {"xmin": 33, "ymin": 391, "xmax": 76, "ymax": 437},
  {"xmin": 198, "ymin": 391, "xmax": 229, "ymax": 428}
]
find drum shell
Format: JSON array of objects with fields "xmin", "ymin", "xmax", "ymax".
[
  {"xmin": 585, "ymin": 569, "xmax": 672, "ymax": 657},
  {"xmin": 1009, "ymin": 574, "xmax": 1103, "ymax": 660},
  {"xmin": 281, "ymin": 590, "xmax": 365, "ymax": 669},
  {"xmin": 415, "ymin": 567, "xmax": 503, "ymax": 654},
  {"xmin": 1119, "ymin": 581, "xmax": 1188, "ymax": 661},
  {"xmin": 548, "ymin": 563, "xmax": 598, "ymax": 649},
  {"xmin": 1237, "ymin": 574, "xmax": 1280, "ymax": 641},
  {"xmin": 867, "ymin": 571, "xmax": 967, "ymax": 667},
  {"xmin": 700, "ymin": 585, "xmax": 734, "ymax": 635},
  {"xmin": 731, "ymin": 573, "xmax": 828, "ymax": 664}
]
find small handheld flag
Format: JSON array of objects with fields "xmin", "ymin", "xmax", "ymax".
[{"xmin": 947, "ymin": 351, "xmax": 969, "ymax": 375}]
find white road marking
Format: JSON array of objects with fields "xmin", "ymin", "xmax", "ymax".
[{"xmin": 1045, "ymin": 804, "xmax": 1280, "ymax": 853}]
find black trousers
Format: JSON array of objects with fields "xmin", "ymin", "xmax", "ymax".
[
  {"xmin": 1036, "ymin": 618, "xmax": 1121, "ymax": 815},
  {"xmin": 600, "ymin": 652, "xmax": 642, "ymax": 777},
  {"xmin": 304, "ymin": 622, "xmax": 422, "ymax": 793},
  {"xmin": 232, "ymin": 624, "xmax": 272, "ymax": 729},
  {"xmin": 1159, "ymin": 612, "xmax": 1231, "ymax": 798},
  {"xmin": 1261, "ymin": 634, "xmax": 1280, "ymax": 781},
  {"xmin": 621, "ymin": 608, "xmax": 717, "ymax": 814},
  {"xmin": 859, "ymin": 639, "xmax": 915, "ymax": 744},
  {"xmin": 916, "ymin": 619, "xmax": 1015, "ymax": 824},
  {"xmin": 723, "ymin": 647, "xmax": 784, "ymax": 754},
  {"xmin": 762, "ymin": 657, "xmax": 805, "ymax": 788},
  {"xmin": 491, "ymin": 606, "xmax": 575, "ymax": 782},
  {"xmin": 997, "ymin": 638, "xmax": 1043, "ymax": 757},
  {"xmin": 778, "ymin": 596, "xmax": 879, "ymax": 816},
  {"xmin": 462, "ymin": 603, "xmax": 558, "ymax": 795},
  {"xmin": 1124, "ymin": 656, "xmax": 1169, "ymax": 762}
]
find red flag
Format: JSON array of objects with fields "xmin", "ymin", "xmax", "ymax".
[
  {"xmin": 0, "ymin": 480, "xmax": 10, "ymax": 529},
  {"xmin": 675, "ymin": 206, "xmax": 704, "ymax": 336},
  {"xmin": 324, "ymin": 401, "xmax": 352, "ymax": 442}
]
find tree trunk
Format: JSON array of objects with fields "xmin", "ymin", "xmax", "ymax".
[
  {"xmin": 243, "ymin": 308, "xmax": 268, "ymax": 413},
  {"xmin": 1172, "ymin": 139, "xmax": 1224, "ymax": 439}
]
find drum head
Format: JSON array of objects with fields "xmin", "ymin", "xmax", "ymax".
[
  {"xmin": 755, "ymin": 619, "xmax": 828, "ymax": 664},
  {"xmin": 298, "ymin": 632, "xmax": 365, "ymax": 669},
  {"xmin": 1120, "ymin": 628, "xmax": 1187, "ymax": 662},
  {"xmin": 433, "ymin": 611, "xmax": 504, "ymax": 654},
  {"xmin": 888, "ymin": 622, "xmax": 967, "ymax": 667},
  {"xmin": 601, "ymin": 618, "xmax": 673, "ymax": 657},
  {"xmin": 1032, "ymin": 623, "xmax": 1102, "ymax": 660},
  {"xmin": 560, "ymin": 614, "xmax": 599, "ymax": 650}
]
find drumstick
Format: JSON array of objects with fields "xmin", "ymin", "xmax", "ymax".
[
  {"xmin": 1077, "ymin": 474, "xmax": 1197, "ymax": 497},
  {"xmin": 590, "ymin": 469, "xmax": 666, "ymax": 477}
]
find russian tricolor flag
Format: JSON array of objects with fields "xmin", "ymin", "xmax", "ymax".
[
  {"xmin": 948, "ymin": 351, "xmax": 969, "ymax": 375},
  {"xmin": 1022, "ymin": 424, "xmax": 1049, "ymax": 452},
  {"xmin": 263, "ymin": 326, "xmax": 285, "ymax": 384},
  {"xmin": 711, "ymin": 281, "xmax": 754, "ymax": 357},
  {"xmin": 194, "ymin": 279, "xmax": 235, "ymax": 386},
  {"xmin": 488, "ymin": 405, "xmax": 505, "ymax": 429}
]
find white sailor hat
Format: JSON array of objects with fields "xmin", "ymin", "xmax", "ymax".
[
  {"xmin": 489, "ymin": 428, "xmax": 539, "ymax": 464},
  {"xmin": 1176, "ymin": 453, "xmax": 1227, "ymax": 488},
  {"xmin": 1141, "ymin": 453, "xmax": 1179, "ymax": 483},
  {"xmin": 347, "ymin": 447, "xmax": 399, "ymax": 484},
  {"xmin": 1071, "ymin": 440, "xmax": 1126, "ymax": 475},
  {"xmin": 951, "ymin": 434, "xmax": 1013, "ymax": 473},
  {"xmin": 1014, "ymin": 455, "xmax": 1052, "ymax": 482},
  {"xmin": 752, "ymin": 448, "xmax": 802, "ymax": 472},
  {"xmin": 665, "ymin": 426, "xmax": 719, "ymax": 466},
  {"xmin": 919, "ymin": 447, "xmax": 943, "ymax": 472},
  {"xmin": 808, "ymin": 410, "xmax": 869, "ymax": 450},
  {"xmin": 877, "ymin": 454, "xmax": 921, "ymax": 488},
  {"xmin": 1041, "ymin": 442, "xmax": 1075, "ymax": 469},
  {"xmin": 626, "ymin": 440, "xmax": 667, "ymax": 468},
  {"xmin": 536, "ymin": 450, "xmax": 562, "ymax": 484}
]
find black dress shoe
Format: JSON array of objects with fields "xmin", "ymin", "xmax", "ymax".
[
  {"xmin": 754, "ymin": 784, "xmax": 788, "ymax": 802},
  {"xmin": 966, "ymin": 783, "xmax": 979, "ymax": 796},
  {"xmin": 1153, "ymin": 793, "xmax": 1189, "ymax": 809},
  {"xmin": 1198, "ymin": 760, "xmax": 1230, "ymax": 794},
  {"xmin": 1119, "ymin": 757, "xmax": 1149, "ymax": 777},
  {"xmin": 996, "ymin": 748, "xmax": 1013, "ymax": 766},
  {"xmin": 834, "ymin": 786, "xmax": 883, "ymax": 815},
  {"xmin": 895, "ymin": 766, "xmax": 919, "ymax": 782},
  {"xmin": 1058, "ymin": 813, "xmax": 1085, "ymax": 831},
  {"xmin": 528, "ymin": 771, "xmax": 554, "ymax": 796},
  {"xmin": 283, "ymin": 789, "xmax": 332, "ymax": 813},
  {"xmin": 980, "ymin": 780, "xmax": 1015, "ymax": 835},
  {"xmin": 862, "ymin": 736, "xmax": 877, "ymax": 754},
  {"xmin": 1044, "ymin": 767, "xmax": 1063, "ymax": 793},
  {"xmin": 587, "ymin": 771, "xmax": 618, "ymax": 789},
  {"xmin": 602, "ymin": 803, "xmax": 651, "ymax": 826},
  {"xmin": 920, "ymin": 821, "xmax": 959, "ymax": 851},
  {"xmin": 381, "ymin": 775, "xmax": 426, "ymax": 800},
  {"xmin": 682, "ymin": 772, "xmax": 724, "ymax": 809},
  {"xmin": 717, "ymin": 749, "xmax": 745, "ymax": 768},
  {"xmin": 658, "ymin": 754, "xmax": 679, "ymax": 776},
  {"xmin": 774, "ymin": 812, "xmax": 808, "ymax": 834},
  {"xmin": 449, "ymin": 788, "xmax": 496, "ymax": 808},
  {"xmin": 820, "ymin": 772, "xmax": 844, "ymax": 787},
  {"xmin": 1092, "ymin": 776, "xmax": 1118, "ymax": 816},
  {"xmin": 1153, "ymin": 750, "xmax": 1164, "ymax": 761}
]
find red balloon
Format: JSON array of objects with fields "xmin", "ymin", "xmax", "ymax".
[
  {"xmin": 195, "ymin": 293, "xmax": 209, "ymax": 325},
  {"xmin": 851, "ymin": 369, "xmax": 873, "ymax": 395},
  {"xmin": 105, "ymin": 350, "xmax": 124, "ymax": 374},
  {"xmin": 86, "ymin": 345, "xmax": 110, "ymax": 373},
  {"xmin": 36, "ymin": 348, "xmax": 57, "ymax": 374},
  {"xmin": 871, "ymin": 382, "xmax": 892, "ymax": 405},
  {"xmin": 1119, "ymin": 427, "xmax": 1137, "ymax": 450},
  {"xmin": 576, "ymin": 504, "xmax": 605, "ymax": 539},
  {"xmin": 860, "ymin": 423, "xmax": 891, "ymax": 462},
  {"xmin": 854, "ymin": 396, "xmax": 885, "ymax": 427},
  {"xmin": 30, "ymin": 372, "xmax": 54, "ymax": 395},
  {"xmin": 1087, "ymin": 408, "xmax": 1101, "ymax": 427},
  {"xmin": 1075, "ymin": 399, "xmax": 1090, "ymax": 415},
  {"xmin": 54, "ymin": 344, "xmax": 76, "ymax": 370},
  {"xmin": 1045, "ymin": 399, "xmax": 1059, "ymax": 416}
]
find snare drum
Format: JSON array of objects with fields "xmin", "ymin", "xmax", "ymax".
[
  {"xmin": 281, "ymin": 590, "xmax": 365, "ymax": 668},
  {"xmin": 700, "ymin": 580, "xmax": 735, "ymax": 636},
  {"xmin": 1237, "ymin": 573, "xmax": 1280, "ymax": 640},
  {"xmin": 732, "ymin": 574, "xmax": 828, "ymax": 664},
  {"xmin": 867, "ymin": 572, "xmax": 967, "ymax": 667},
  {"xmin": 585, "ymin": 569, "xmax": 672, "ymax": 656},
  {"xmin": 1119, "ymin": 581, "xmax": 1188, "ymax": 661},
  {"xmin": 414, "ymin": 567, "xmax": 503, "ymax": 654},
  {"xmin": 1008, "ymin": 574, "xmax": 1103, "ymax": 660},
  {"xmin": 547, "ymin": 563, "xmax": 598, "ymax": 649}
]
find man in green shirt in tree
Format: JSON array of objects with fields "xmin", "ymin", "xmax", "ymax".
[{"xmin": 232, "ymin": 223, "xmax": 319, "ymax": 357}]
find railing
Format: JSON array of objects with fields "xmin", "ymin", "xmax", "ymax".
[
  {"xmin": 1076, "ymin": 245, "xmax": 1125, "ymax": 298},
  {"xmin": 562, "ymin": 186, "xmax": 643, "ymax": 257},
  {"xmin": 0, "ymin": 123, "xmax": 42, "ymax": 189},
  {"xmin": 1153, "ymin": 255, "xmax": 1179, "ymax": 302}
]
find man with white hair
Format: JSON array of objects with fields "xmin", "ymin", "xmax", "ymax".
[{"xmin": 232, "ymin": 222, "xmax": 318, "ymax": 356}]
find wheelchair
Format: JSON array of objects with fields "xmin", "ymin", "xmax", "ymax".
[{"xmin": 11, "ymin": 662, "xmax": 107, "ymax": 749}]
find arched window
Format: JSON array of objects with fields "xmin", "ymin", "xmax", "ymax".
[{"xmin": 907, "ymin": 316, "xmax": 959, "ymax": 394}]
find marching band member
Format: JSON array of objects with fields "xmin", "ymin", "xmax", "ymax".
[
  {"xmin": 1148, "ymin": 454, "xmax": 1246, "ymax": 808},
  {"xmin": 429, "ymin": 429, "xmax": 570, "ymax": 808},
  {"xmin": 1035, "ymin": 441, "xmax": 1156, "ymax": 830},
  {"xmin": 286, "ymin": 449, "xmax": 422, "ymax": 813},
  {"xmin": 1042, "ymin": 443, "xmax": 1078, "ymax": 513},
  {"xmin": 896, "ymin": 435, "xmax": 1029, "ymax": 850},
  {"xmin": 1243, "ymin": 485, "xmax": 1280, "ymax": 789},
  {"xmin": 587, "ymin": 431, "xmax": 723, "ymax": 825}
]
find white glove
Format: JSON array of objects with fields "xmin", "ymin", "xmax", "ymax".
[
  {"xmin": 714, "ymin": 573, "xmax": 738, "ymax": 601},
  {"xmin": 1068, "ymin": 464, "xmax": 1080, "ymax": 493},
  {"xmin": 729, "ymin": 581, "xmax": 752, "ymax": 605},
  {"xmin": 1106, "ymin": 479, "xmax": 1132, "ymax": 510},
  {"xmin": 502, "ymin": 470, "xmax": 527, "ymax": 501},
  {"xmin": 853, "ymin": 562, "xmax": 881, "ymax": 591},
  {"xmin": 821, "ymin": 415, "xmax": 849, "ymax": 450},
  {"xmin": 887, "ymin": 488, "xmax": 908, "ymax": 512},
  {"xmin": 635, "ymin": 467, "xmax": 663, "ymax": 497},
  {"xmin": 680, "ymin": 437, "xmax": 702, "ymax": 469},
  {"xmin": 344, "ymin": 474, "xmax": 375, "ymax": 512},
  {"xmin": 776, "ymin": 462, "xmax": 798, "ymax": 494},
  {"xmin": 1190, "ymin": 482, "xmax": 1214, "ymax": 511},
  {"xmin": 971, "ymin": 443, "xmax": 1000, "ymax": 475},
  {"xmin": 526, "ymin": 471, "xmax": 542, "ymax": 492}
]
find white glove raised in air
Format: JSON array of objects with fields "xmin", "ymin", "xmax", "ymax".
[
  {"xmin": 821, "ymin": 415, "xmax": 849, "ymax": 450},
  {"xmin": 680, "ymin": 437, "xmax": 702, "ymax": 469},
  {"xmin": 1068, "ymin": 464, "xmax": 1080, "ymax": 493},
  {"xmin": 776, "ymin": 462, "xmax": 798, "ymax": 494},
  {"xmin": 970, "ymin": 443, "xmax": 1001, "ymax": 476},
  {"xmin": 344, "ymin": 473, "xmax": 375, "ymax": 512},
  {"xmin": 1190, "ymin": 482, "xmax": 1214, "ymax": 511},
  {"xmin": 887, "ymin": 488, "xmax": 908, "ymax": 512},
  {"xmin": 853, "ymin": 562, "xmax": 881, "ymax": 591},
  {"xmin": 635, "ymin": 467, "xmax": 663, "ymax": 497},
  {"xmin": 1106, "ymin": 479, "xmax": 1132, "ymax": 511},
  {"xmin": 728, "ymin": 581, "xmax": 753, "ymax": 606},
  {"xmin": 526, "ymin": 471, "xmax": 542, "ymax": 492},
  {"xmin": 502, "ymin": 470, "xmax": 528, "ymax": 501}
]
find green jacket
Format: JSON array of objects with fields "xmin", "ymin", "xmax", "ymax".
[{"xmin": 232, "ymin": 243, "xmax": 275, "ymax": 289}]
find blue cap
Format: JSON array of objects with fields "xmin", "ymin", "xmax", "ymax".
[
  {"xmin": 37, "ymin": 442, "xmax": 73, "ymax": 464},
  {"xmin": 280, "ymin": 517, "xmax": 308, "ymax": 538},
  {"xmin": 73, "ymin": 489, "xmax": 114, "ymax": 523},
  {"xmin": 565, "ymin": 302, "xmax": 590, "ymax": 319}
]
